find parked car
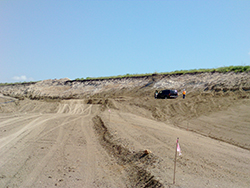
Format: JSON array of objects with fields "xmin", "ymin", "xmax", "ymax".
[{"xmin": 155, "ymin": 89, "xmax": 178, "ymax": 99}]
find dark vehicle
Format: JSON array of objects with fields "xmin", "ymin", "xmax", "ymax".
[{"xmin": 155, "ymin": 89, "xmax": 178, "ymax": 99}]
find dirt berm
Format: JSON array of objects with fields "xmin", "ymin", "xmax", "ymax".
[{"xmin": 0, "ymin": 72, "xmax": 250, "ymax": 188}]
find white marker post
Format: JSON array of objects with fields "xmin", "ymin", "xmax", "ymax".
[{"xmin": 173, "ymin": 137, "xmax": 179, "ymax": 184}]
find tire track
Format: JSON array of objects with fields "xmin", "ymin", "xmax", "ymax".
[
  {"xmin": 33, "ymin": 104, "xmax": 93, "ymax": 141},
  {"xmin": 7, "ymin": 103, "xmax": 93, "ymax": 187},
  {"xmin": 0, "ymin": 114, "xmax": 64, "ymax": 168},
  {"xmin": 21, "ymin": 125, "xmax": 64, "ymax": 187},
  {"xmin": 0, "ymin": 114, "xmax": 40, "ymax": 128},
  {"xmin": 79, "ymin": 117, "xmax": 98, "ymax": 186},
  {"xmin": 64, "ymin": 104, "xmax": 126, "ymax": 187},
  {"xmin": 0, "ymin": 117, "xmax": 43, "ymax": 151},
  {"xmin": 110, "ymin": 110, "xmax": 169, "ymax": 148},
  {"xmin": 2, "ymin": 114, "xmax": 73, "ymax": 187}
]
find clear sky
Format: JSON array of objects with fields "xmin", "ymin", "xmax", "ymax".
[{"xmin": 1, "ymin": 0, "xmax": 249, "ymax": 83}]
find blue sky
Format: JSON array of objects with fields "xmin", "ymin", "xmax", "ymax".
[{"xmin": 0, "ymin": 0, "xmax": 249, "ymax": 83}]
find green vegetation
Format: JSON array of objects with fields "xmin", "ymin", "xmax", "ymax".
[
  {"xmin": 1, "ymin": 65, "xmax": 249, "ymax": 85},
  {"xmin": 0, "ymin": 81, "xmax": 38, "ymax": 86},
  {"xmin": 216, "ymin": 65, "xmax": 250, "ymax": 73},
  {"xmin": 75, "ymin": 65, "xmax": 250, "ymax": 81},
  {"xmin": 75, "ymin": 73, "xmax": 150, "ymax": 81}
]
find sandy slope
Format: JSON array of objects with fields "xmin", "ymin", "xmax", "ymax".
[
  {"xmin": 0, "ymin": 73, "xmax": 250, "ymax": 188},
  {"xmin": 0, "ymin": 100, "xmax": 128, "ymax": 188},
  {"xmin": 0, "ymin": 94, "xmax": 249, "ymax": 188}
]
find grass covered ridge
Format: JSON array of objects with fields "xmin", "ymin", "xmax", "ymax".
[
  {"xmin": 0, "ymin": 81, "xmax": 37, "ymax": 86},
  {"xmin": 1, "ymin": 65, "xmax": 249, "ymax": 85},
  {"xmin": 75, "ymin": 65, "xmax": 250, "ymax": 81}
]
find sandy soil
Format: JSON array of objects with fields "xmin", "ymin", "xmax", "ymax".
[{"xmin": 0, "ymin": 73, "xmax": 250, "ymax": 188}]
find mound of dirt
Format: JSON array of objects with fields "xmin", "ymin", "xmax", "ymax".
[{"xmin": 1, "ymin": 72, "xmax": 249, "ymax": 100}]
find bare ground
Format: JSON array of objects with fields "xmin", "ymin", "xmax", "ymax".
[{"xmin": 0, "ymin": 72, "xmax": 250, "ymax": 188}]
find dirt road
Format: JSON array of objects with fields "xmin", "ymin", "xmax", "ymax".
[
  {"xmin": 0, "ymin": 98, "xmax": 132, "ymax": 188},
  {"xmin": 0, "ymin": 91, "xmax": 250, "ymax": 188}
]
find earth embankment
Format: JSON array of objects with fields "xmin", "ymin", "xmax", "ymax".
[
  {"xmin": 0, "ymin": 72, "xmax": 250, "ymax": 188},
  {"xmin": 0, "ymin": 72, "xmax": 250, "ymax": 100}
]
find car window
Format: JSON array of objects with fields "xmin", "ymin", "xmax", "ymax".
[{"xmin": 170, "ymin": 90, "xmax": 177, "ymax": 93}]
